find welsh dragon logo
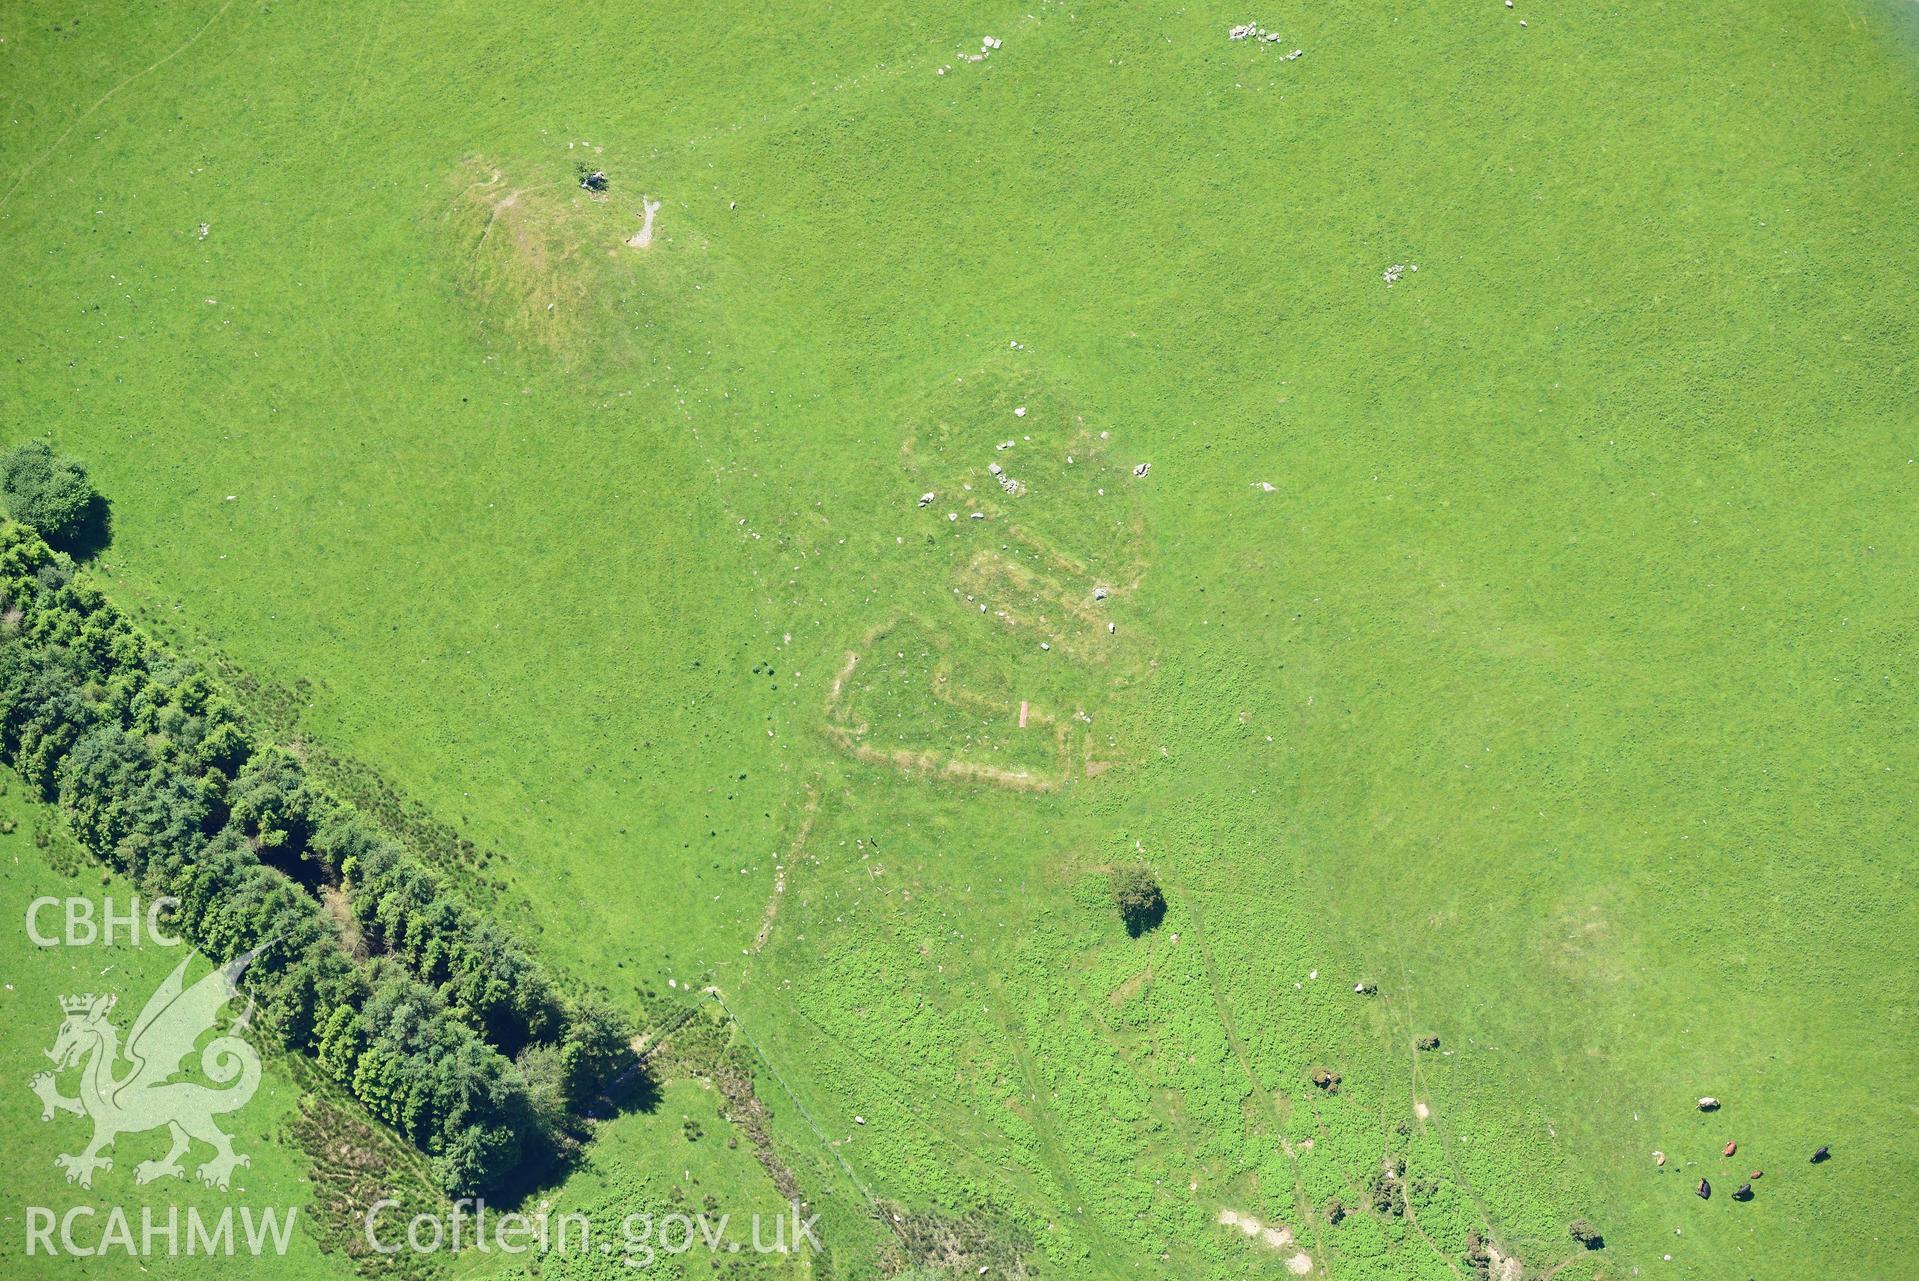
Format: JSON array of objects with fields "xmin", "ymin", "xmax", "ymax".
[{"xmin": 29, "ymin": 953, "xmax": 261, "ymax": 1190}]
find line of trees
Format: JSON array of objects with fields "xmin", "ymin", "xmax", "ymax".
[{"xmin": 0, "ymin": 520, "xmax": 629, "ymax": 1195}]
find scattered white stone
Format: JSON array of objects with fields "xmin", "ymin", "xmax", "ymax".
[
  {"xmin": 1040, "ymin": 642, "xmax": 1051, "ymax": 651},
  {"xmin": 1384, "ymin": 263, "xmax": 1406, "ymax": 285},
  {"xmin": 1230, "ymin": 23, "xmax": 1301, "ymax": 56},
  {"xmin": 969, "ymin": 511, "xmax": 985, "ymax": 520},
  {"xmin": 947, "ymin": 512, "xmax": 959, "ymax": 521},
  {"xmin": 1014, "ymin": 406, "xmax": 1026, "ymax": 417},
  {"xmin": 996, "ymin": 439, "xmax": 1016, "ymax": 451},
  {"xmin": 918, "ymin": 491, "xmax": 937, "ymax": 507},
  {"xmin": 854, "ymin": 1115, "xmax": 866, "ymax": 1125},
  {"xmin": 1133, "ymin": 462, "xmax": 1151, "ymax": 477},
  {"xmin": 197, "ymin": 222, "xmax": 210, "ymax": 239},
  {"xmin": 1093, "ymin": 586, "xmax": 1108, "ymax": 601},
  {"xmin": 1252, "ymin": 481, "xmax": 1276, "ymax": 491}
]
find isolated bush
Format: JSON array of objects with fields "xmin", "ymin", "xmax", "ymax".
[
  {"xmin": 559, "ymin": 997, "xmax": 633, "ymax": 1098},
  {"xmin": 0, "ymin": 441, "xmax": 97, "ymax": 545},
  {"xmin": 1110, "ymin": 864, "xmax": 1166, "ymax": 936}
]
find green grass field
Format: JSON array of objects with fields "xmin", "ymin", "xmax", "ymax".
[{"xmin": 3, "ymin": 0, "xmax": 1917, "ymax": 1276}]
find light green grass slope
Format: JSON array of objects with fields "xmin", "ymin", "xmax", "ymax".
[{"xmin": 3, "ymin": 0, "xmax": 1916, "ymax": 1276}]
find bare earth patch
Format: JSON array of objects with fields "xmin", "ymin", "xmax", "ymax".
[
  {"xmin": 750, "ymin": 784, "xmax": 818, "ymax": 954},
  {"xmin": 1217, "ymin": 1208, "xmax": 1307, "ymax": 1262},
  {"xmin": 626, "ymin": 196, "xmax": 662, "ymax": 248},
  {"xmin": 1486, "ymin": 1245, "xmax": 1524, "ymax": 1281}
]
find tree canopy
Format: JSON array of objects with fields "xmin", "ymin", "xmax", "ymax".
[
  {"xmin": 0, "ymin": 441, "xmax": 98, "ymax": 546},
  {"xmin": 1110, "ymin": 865, "xmax": 1166, "ymax": 937},
  {"xmin": 0, "ymin": 518, "xmax": 636, "ymax": 1194}
]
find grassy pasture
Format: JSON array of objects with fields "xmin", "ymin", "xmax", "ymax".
[{"xmin": 4, "ymin": 0, "xmax": 1917, "ymax": 1277}]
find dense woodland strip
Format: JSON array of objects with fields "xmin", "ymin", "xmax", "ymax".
[{"xmin": 0, "ymin": 520, "xmax": 629, "ymax": 1195}]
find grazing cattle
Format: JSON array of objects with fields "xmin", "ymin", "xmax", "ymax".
[
  {"xmin": 1696, "ymin": 1178, "xmax": 1711, "ymax": 1200},
  {"xmin": 1733, "ymin": 1182, "xmax": 1753, "ymax": 1202},
  {"xmin": 1697, "ymin": 1097, "xmax": 1721, "ymax": 1112},
  {"xmin": 1749, "ymin": 1170, "xmax": 1763, "ymax": 1180},
  {"xmin": 1723, "ymin": 1140, "xmax": 1737, "ymax": 1157},
  {"xmin": 1812, "ymin": 1145, "xmax": 1831, "ymax": 1164}
]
